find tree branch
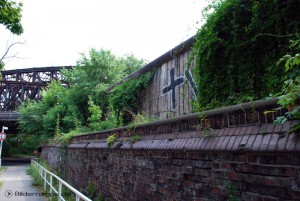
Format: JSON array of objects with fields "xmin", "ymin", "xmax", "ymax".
[
  {"xmin": 0, "ymin": 41, "xmax": 25, "ymax": 62},
  {"xmin": 3, "ymin": 55, "xmax": 24, "ymax": 60}
]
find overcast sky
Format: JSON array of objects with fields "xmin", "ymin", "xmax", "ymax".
[{"xmin": 0, "ymin": 0, "xmax": 209, "ymax": 70}]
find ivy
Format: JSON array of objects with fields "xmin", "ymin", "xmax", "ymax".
[
  {"xmin": 109, "ymin": 71, "xmax": 153, "ymax": 124},
  {"xmin": 191, "ymin": 0, "xmax": 300, "ymax": 111}
]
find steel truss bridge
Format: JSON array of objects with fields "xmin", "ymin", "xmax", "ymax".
[{"xmin": 0, "ymin": 66, "xmax": 73, "ymax": 133}]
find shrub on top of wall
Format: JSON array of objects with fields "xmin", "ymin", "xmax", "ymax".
[{"xmin": 192, "ymin": 0, "xmax": 300, "ymax": 111}]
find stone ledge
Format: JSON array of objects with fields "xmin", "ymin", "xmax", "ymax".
[
  {"xmin": 60, "ymin": 121, "xmax": 300, "ymax": 153},
  {"xmin": 42, "ymin": 98, "xmax": 300, "ymax": 153},
  {"xmin": 71, "ymin": 98, "xmax": 282, "ymax": 142}
]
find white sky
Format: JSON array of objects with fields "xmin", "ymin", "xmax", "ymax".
[{"xmin": 0, "ymin": 0, "xmax": 209, "ymax": 70}]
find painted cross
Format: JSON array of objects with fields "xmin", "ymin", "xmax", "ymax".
[
  {"xmin": 162, "ymin": 67, "xmax": 184, "ymax": 110},
  {"xmin": 162, "ymin": 67, "xmax": 198, "ymax": 110}
]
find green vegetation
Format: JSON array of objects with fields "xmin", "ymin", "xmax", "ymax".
[
  {"xmin": 272, "ymin": 40, "xmax": 300, "ymax": 131},
  {"xmin": 87, "ymin": 180, "xmax": 103, "ymax": 200},
  {"xmin": 0, "ymin": 0, "xmax": 24, "ymax": 69},
  {"xmin": 96, "ymin": 193, "xmax": 103, "ymax": 201},
  {"xmin": 87, "ymin": 181, "xmax": 96, "ymax": 199},
  {"xmin": 225, "ymin": 181, "xmax": 240, "ymax": 201},
  {"xmin": 13, "ymin": 0, "xmax": 300, "ymax": 154},
  {"xmin": 28, "ymin": 159, "xmax": 89, "ymax": 201},
  {"xmin": 109, "ymin": 72, "xmax": 153, "ymax": 124},
  {"xmin": 107, "ymin": 134, "xmax": 117, "ymax": 147},
  {"xmin": 130, "ymin": 134, "xmax": 142, "ymax": 144},
  {"xmin": 0, "ymin": 167, "xmax": 6, "ymax": 188},
  {"xmin": 14, "ymin": 49, "xmax": 152, "ymax": 155},
  {"xmin": 0, "ymin": 0, "xmax": 23, "ymax": 35},
  {"xmin": 191, "ymin": 0, "xmax": 300, "ymax": 111},
  {"xmin": 0, "ymin": 167, "xmax": 6, "ymax": 173},
  {"xmin": 27, "ymin": 160, "xmax": 47, "ymax": 186}
]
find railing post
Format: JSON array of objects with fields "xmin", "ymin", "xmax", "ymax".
[
  {"xmin": 58, "ymin": 181, "xmax": 62, "ymax": 201},
  {"xmin": 39, "ymin": 165, "xmax": 42, "ymax": 177},
  {"xmin": 31, "ymin": 159, "xmax": 92, "ymax": 201},
  {"xmin": 50, "ymin": 175, "xmax": 53, "ymax": 201},
  {"xmin": 44, "ymin": 170, "xmax": 47, "ymax": 191}
]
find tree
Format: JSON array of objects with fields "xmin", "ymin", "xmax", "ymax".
[
  {"xmin": 17, "ymin": 49, "xmax": 147, "ymax": 154},
  {"xmin": 63, "ymin": 48, "xmax": 147, "ymax": 114},
  {"xmin": 0, "ymin": 0, "xmax": 24, "ymax": 69},
  {"xmin": 16, "ymin": 48, "xmax": 148, "ymax": 155},
  {"xmin": 0, "ymin": 0, "xmax": 23, "ymax": 35}
]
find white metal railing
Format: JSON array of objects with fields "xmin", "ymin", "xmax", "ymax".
[{"xmin": 31, "ymin": 159, "xmax": 92, "ymax": 201}]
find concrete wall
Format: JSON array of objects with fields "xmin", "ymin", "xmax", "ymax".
[
  {"xmin": 108, "ymin": 36, "xmax": 197, "ymax": 120},
  {"xmin": 41, "ymin": 98, "xmax": 300, "ymax": 201},
  {"xmin": 137, "ymin": 50, "xmax": 196, "ymax": 120}
]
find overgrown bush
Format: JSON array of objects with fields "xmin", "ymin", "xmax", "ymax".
[{"xmin": 17, "ymin": 49, "xmax": 149, "ymax": 152}]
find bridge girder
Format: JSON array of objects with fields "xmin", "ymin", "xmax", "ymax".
[{"xmin": 0, "ymin": 66, "xmax": 73, "ymax": 112}]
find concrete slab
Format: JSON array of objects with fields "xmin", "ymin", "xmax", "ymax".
[{"xmin": 0, "ymin": 165, "xmax": 47, "ymax": 201}]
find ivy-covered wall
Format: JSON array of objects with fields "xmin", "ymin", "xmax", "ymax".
[
  {"xmin": 193, "ymin": 0, "xmax": 300, "ymax": 110},
  {"xmin": 125, "ymin": 0, "xmax": 300, "ymax": 120}
]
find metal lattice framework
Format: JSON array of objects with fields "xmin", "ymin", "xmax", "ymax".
[{"xmin": 0, "ymin": 66, "xmax": 73, "ymax": 111}]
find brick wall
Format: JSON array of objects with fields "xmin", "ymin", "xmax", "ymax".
[{"xmin": 41, "ymin": 98, "xmax": 300, "ymax": 201}]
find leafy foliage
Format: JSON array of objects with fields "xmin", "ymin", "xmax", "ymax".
[
  {"xmin": 17, "ymin": 49, "xmax": 150, "ymax": 153},
  {"xmin": 109, "ymin": 72, "xmax": 153, "ymax": 123},
  {"xmin": 192, "ymin": 0, "xmax": 300, "ymax": 110},
  {"xmin": 273, "ymin": 40, "xmax": 300, "ymax": 132},
  {"xmin": 87, "ymin": 96, "xmax": 103, "ymax": 131},
  {"xmin": 0, "ymin": 0, "xmax": 23, "ymax": 35}
]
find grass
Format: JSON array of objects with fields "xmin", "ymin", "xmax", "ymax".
[
  {"xmin": 0, "ymin": 166, "xmax": 7, "ymax": 188},
  {"xmin": 0, "ymin": 167, "xmax": 7, "ymax": 173}
]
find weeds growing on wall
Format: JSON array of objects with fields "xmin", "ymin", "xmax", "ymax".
[
  {"xmin": 107, "ymin": 134, "xmax": 117, "ymax": 147},
  {"xmin": 191, "ymin": 0, "xmax": 300, "ymax": 111},
  {"xmin": 225, "ymin": 181, "xmax": 240, "ymax": 201}
]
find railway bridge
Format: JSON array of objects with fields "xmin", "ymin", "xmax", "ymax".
[{"xmin": 0, "ymin": 66, "xmax": 73, "ymax": 134}]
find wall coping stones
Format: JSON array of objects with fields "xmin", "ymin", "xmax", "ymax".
[{"xmin": 40, "ymin": 97, "xmax": 300, "ymax": 153}]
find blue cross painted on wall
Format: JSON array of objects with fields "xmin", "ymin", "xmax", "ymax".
[
  {"xmin": 162, "ymin": 67, "xmax": 184, "ymax": 110},
  {"xmin": 162, "ymin": 67, "xmax": 197, "ymax": 110}
]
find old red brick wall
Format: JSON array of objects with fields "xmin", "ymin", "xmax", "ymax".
[{"xmin": 41, "ymin": 98, "xmax": 300, "ymax": 201}]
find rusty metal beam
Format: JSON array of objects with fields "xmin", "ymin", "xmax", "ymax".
[
  {"xmin": 0, "ymin": 66, "xmax": 73, "ymax": 112},
  {"xmin": 1, "ymin": 66, "xmax": 73, "ymax": 75}
]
